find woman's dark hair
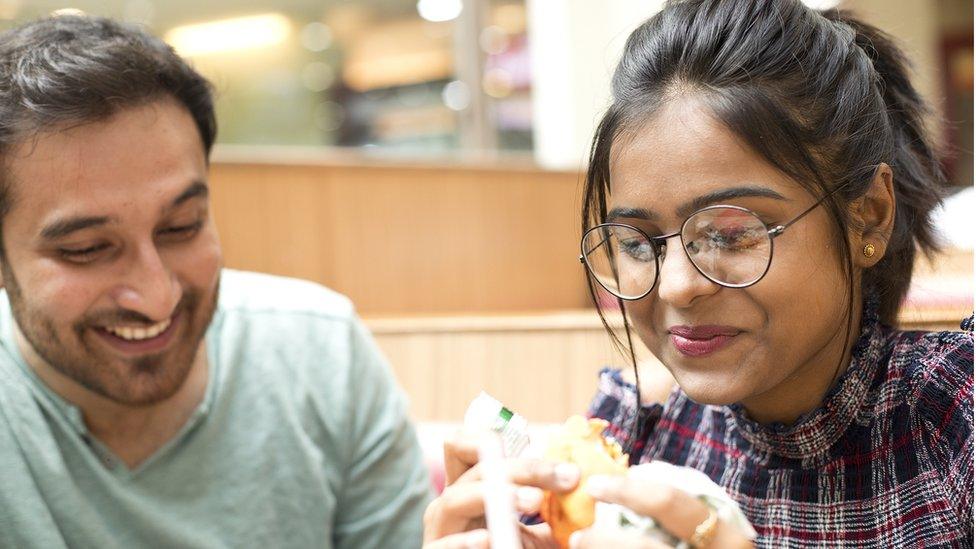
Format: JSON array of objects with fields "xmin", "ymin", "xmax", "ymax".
[
  {"xmin": 582, "ymin": 0, "xmax": 946, "ymax": 423},
  {"xmin": 0, "ymin": 15, "xmax": 216, "ymax": 232}
]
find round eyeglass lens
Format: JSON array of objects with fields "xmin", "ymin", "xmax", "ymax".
[
  {"xmin": 581, "ymin": 224, "xmax": 657, "ymax": 299},
  {"xmin": 681, "ymin": 207, "xmax": 772, "ymax": 287}
]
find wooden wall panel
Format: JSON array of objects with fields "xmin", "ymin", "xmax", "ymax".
[
  {"xmin": 207, "ymin": 157, "xmax": 970, "ymax": 423},
  {"xmin": 208, "ymin": 161, "xmax": 590, "ymax": 314},
  {"xmin": 369, "ymin": 300, "xmax": 972, "ymax": 423},
  {"xmin": 366, "ymin": 311, "xmax": 656, "ymax": 423}
]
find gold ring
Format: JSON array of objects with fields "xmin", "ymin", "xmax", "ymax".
[{"xmin": 688, "ymin": 508, "xmax": 719, "ymax": 549}]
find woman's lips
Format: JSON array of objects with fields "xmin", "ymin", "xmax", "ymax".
[{"xmin": 668, "ymin": 325, "xmax": 741, "ymax": 357}]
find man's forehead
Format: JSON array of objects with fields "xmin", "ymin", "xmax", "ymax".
[{"xmin": 2, "ymin": 100, "xmax": 208, "ymax": 234}]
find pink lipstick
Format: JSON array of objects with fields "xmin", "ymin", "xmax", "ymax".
[{"xmin": 668, "ymin": 325, "xmax": 740, "ymax": 357}]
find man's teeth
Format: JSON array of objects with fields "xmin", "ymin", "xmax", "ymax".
[{"xmin": 105, "ymin": 318, "xmax": 172, "ymax": 341}]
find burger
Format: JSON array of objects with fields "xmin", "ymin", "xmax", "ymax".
[{"xmin": 539, "ymin": 415, "xmax": 629, "ymax": 548}]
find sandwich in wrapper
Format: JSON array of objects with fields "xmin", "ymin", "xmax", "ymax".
[
  {"xmin": 540, "ymin": 415, "xmax": 756, "ymax": 548},
  {"xmin": 593, "ymin": 461, "xmax": 757, "ymax": 546},
  {"xmin": 539, "ymin": 416, "xmax": 629, "ymax": 548}
]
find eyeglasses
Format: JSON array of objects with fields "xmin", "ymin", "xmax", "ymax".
[{"xmin": 579, "ymin": 193, "xmax": 836, "ymax": 300}]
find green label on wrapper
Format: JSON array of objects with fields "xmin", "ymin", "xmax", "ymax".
[{"xmin": 499, "ymin": 407, "xmax": 514, "ymax": 422}]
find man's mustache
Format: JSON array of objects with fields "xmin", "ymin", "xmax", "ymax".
[{"xmin": 82, "ymin": 295, "xmax": 191, "ymax": 327}]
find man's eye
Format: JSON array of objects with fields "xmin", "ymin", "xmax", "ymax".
[
  {"xmin": 158, "ymin": 221, "xmax": 203, "ymax": 238},
  {"xmin": 59, "ymin": 243, "xmax": 110, "ymax": 263}
]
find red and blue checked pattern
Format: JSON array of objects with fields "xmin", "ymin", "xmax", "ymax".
[{"xmin": 588, "ymin": 308, "xmax": 973, "ymax": 548}]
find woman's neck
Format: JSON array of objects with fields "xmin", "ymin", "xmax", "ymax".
[{"xmin": 737, "ymin": 303, "xmax": 864, "ymax": 426}]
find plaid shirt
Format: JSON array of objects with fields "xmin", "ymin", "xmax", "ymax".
[{"xmin": 589, "ymin": 306, "xmax": 974, "ymax": 548}]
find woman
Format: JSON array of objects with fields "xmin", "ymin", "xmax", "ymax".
[{"xmin": 423, "ymin": 0, "xmax": 974, "ymax": 547}]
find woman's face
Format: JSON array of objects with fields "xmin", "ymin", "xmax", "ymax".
[{"xmin": 608, "ymin": 97, "xmax": 858, "ymax": 423}]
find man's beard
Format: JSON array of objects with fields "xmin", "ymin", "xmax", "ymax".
[{"xmin": 3, "ymin": 263, "xmax": 219, "ymax": 407}]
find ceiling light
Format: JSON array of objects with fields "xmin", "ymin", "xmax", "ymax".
[
  {"xmin": 165, "ymin": 13, "xmax": 291, "ymax": 57},
  {"xmin": 52, "ymin": 8, "xmax": 85, "ymax": 17},
  {"xmin": 417, "ymin": 0, "xmax": 462, "ymax": 23}
]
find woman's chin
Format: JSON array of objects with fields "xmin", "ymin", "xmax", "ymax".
[{"xmin": 671, "ymin": 373, "xmax": 749, "ymax": 406}]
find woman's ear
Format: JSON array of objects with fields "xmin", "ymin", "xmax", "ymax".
[{"xmin": 850, "ymin": 163, "xmax": 896, "ymax": 268}]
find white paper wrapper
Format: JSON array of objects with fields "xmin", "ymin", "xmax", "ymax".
[{"xmin": 592, "ymin": 461, "xmax": 757, "ymax": 544}]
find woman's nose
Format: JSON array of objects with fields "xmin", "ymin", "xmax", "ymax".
[{"xmin": 655, "ymin": 238, "xmax": 720, "ymax": 307}]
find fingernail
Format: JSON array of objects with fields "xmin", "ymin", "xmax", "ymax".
[
  {"xmin": 584, "ymin": 474, "xmax": 614, "ymax": 497},
  {"xmin": 568, "ymin": 531, "xmax": 583, "ymax": 549},
  {"xmin": 554, "ymin": 463, "xmax": 580, "ymax": 489},
  {"xmin": 516, "ymin": 486, "xmax": 542, "ymax": 510}
]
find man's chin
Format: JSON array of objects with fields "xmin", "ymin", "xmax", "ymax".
[
  {"xmin": 74, "ymin": 357, "xmax": 197, "ymax": 407},
  {"xmin": 99, "ymin": 381, "xmax": 185, "ymax": 407}
]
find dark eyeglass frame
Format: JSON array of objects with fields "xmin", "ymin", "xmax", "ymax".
[{"xmin": 579, "ymin": 189, "xmax": 841, "ymax": 300}]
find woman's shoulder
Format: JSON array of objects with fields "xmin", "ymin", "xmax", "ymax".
[
  {"xmin": 892, "ymin": 315, "xmax": 973, "ymax": 397},
  {"xmin": 884, "ymin": 316, "xmax": 973, "ymax": 446}
]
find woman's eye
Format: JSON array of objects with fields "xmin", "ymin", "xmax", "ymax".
[
  {"xmin": 704, "ymin": 225, "xmax": 764, "ymax": 250},
  {"xmin": 619, "ymin": 238, "xmax": 655, "ymax": 261},
  {"xmin": 58, "ymin": 243, "xmax": 110, "ymax": 263}
]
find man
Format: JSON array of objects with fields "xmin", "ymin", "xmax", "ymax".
[{"xmin": 0, "ymin": 16, "xmax": 431, "ymax": 548}]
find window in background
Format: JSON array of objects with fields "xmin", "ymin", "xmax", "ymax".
[
  {"xmin": 937, "ymin": 0, "xmax": 973, "ymax": 189},
  {"xmin": 0, "ymin": 0, "xmax": 533, "ymax": 154},
  {"xmin": 483, "ymin": 0, "xmax": 533, "ymax": 151},
  {"xmin": 330, "ymin": 1, "xmax": 459, "ymax": 150}
]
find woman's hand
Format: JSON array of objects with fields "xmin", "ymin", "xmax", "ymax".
[
  {"xmin": 423, "ymin": 430, "xmax": 580, "ymax": 548},
  {"xmin": 568, "ymin": 475, "xmax": 754, "ymax": 549},
  {"xmin": 423, "ymin": 525, "xmax": 559, "ymax": 549}
]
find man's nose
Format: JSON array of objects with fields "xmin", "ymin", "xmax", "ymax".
[
  {"xmin": 110, "ymin": 244, "xmax": 181, "ymax": 322},
  {"xmin": 655, "ymin": 239, "xmax": 720, "ymax": 308}
]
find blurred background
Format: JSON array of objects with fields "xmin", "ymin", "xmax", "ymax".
[{"xmin": 2, "ymin": 0, "xmax": 971, "ymax": 423}]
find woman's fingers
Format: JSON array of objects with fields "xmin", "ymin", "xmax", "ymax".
[
  {"xmin": 423, "ymin": 481, "xmax": 489, "ymax": 540},
  {"xmin": 423, "ymin": 525, "xmax": 561, "ymax": 549},
  {"xmin": 585, "ymin": 475, "xmax": 753, "ymax": 549},
  {"xmin": 509, "ymin": 459, "xmax": 580, "ymax": 491},
  {"xmin": 423, "ymin": 529, "xmax": 490, "ymax": 549},
  {"xmin": 515, "ymin": 486, "xmax": 545, "ymax": 514},
  {"xmin": 520, "ymin": 522, "xmax": 561, "ymax": 549},
  {"xmin": 586, "ymin": 475, "xmax": 705, "ymax": 540},
  {"xmin": 444, "ymin": 428, "xmax": 581, "ymax": 493},
  {"xmin": 424, "ymin": 482, "xmax": 547, "ymax": 540},
  {"xmin": 568, "ymin": 528, "xmax": 671, "ymax": 549},
  {"xmin": 443, "ymin": 429, "xmax": 486, "ymax": 486},
  {"xmin": 457, "ymin": 457, "xmax": 580, "ymax": 493}
]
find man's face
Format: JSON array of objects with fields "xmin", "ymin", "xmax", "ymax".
[{"xmin": 0, "ymin": 97, "xmax": 222, "ymax": 406}]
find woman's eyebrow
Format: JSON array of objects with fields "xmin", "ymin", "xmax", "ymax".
[
  {"xmin": 606, "ymin": 206, "xmax": 654, "ymax": 221},
  {"xmin": 676, "ymin": 186, "xmax": 789, "ymax": 218},
  {"xmin": 606, "ymin": 186, "xmax": 789, "ymax": 222}
]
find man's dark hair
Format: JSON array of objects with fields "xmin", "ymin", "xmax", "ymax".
[{"xmin": 0, "ymin": 15, "xmax": 216, "ymax": 232}]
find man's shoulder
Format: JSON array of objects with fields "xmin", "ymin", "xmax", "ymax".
[{"xmin": 216, "ymin": 269, "xmax": 354, "ymax": 322}]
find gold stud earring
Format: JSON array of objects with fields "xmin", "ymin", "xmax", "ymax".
[{"xmin": 863, "ymin": 243, "xmax": 876, "ymax": 258}]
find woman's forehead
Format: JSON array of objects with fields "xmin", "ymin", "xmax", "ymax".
[{"xmin": 608, "ymin": 100, "xmax": 804, "ymax": 206}]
